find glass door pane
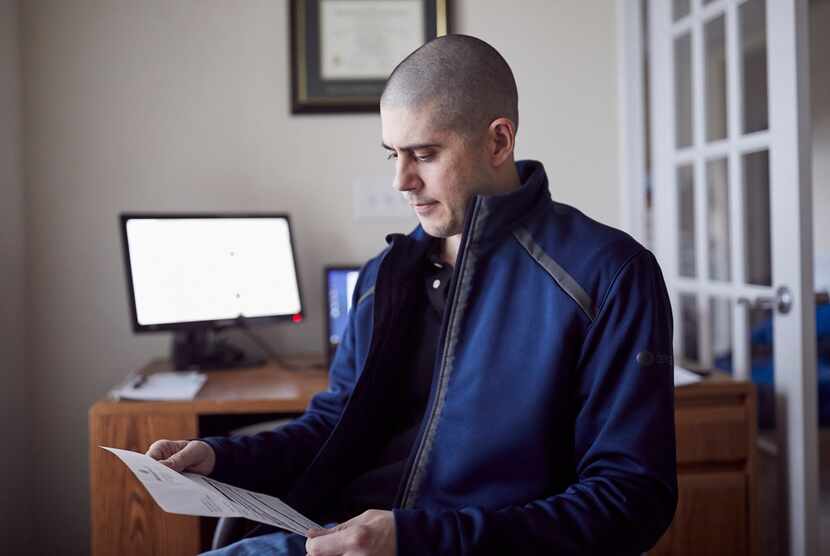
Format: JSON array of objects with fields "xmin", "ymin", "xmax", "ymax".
[
  {"xmin": 673, "ymin": 0, "xmax": 690, "ymax": 21},
  {"xmin": 675, "ymin": 33, "xmax": 693, "ymax": 148},
  {"xmin": 740, "ymin": 0, "xmax": 769, "ymax": 133},
  {"xmin": 743, "ymin": 150, "xmax": 772, "ymax": 286},
  {"xmin": 680, "ymin": 293, "xmax": 700, "ymax": 365},
  {"xmin": 707, "ymin": 158, "xmax": 730, "ymax": 281},
  {"xmin": 748, "ymin": 305, "xmax": 776, "ymax": 428},
  {"xmin": 711, "ymin": 296, "xmax": 734, "ymax": 371},
  {"xmin": 678, "ymin": 164, "xmax": 696, "ymax": 277},
  {"xmin": 705, "ymin": 14, "xmax": 728, "ymax": 141}
]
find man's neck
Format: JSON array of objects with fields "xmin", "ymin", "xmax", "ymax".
[
  {"xmin": 499, "ymin": 160, "xmax": 522, "ymax": 193},
  {"xmin": 439, "ymin": 161, "xmax": 523, "ymax": 266},
  {"xmin": 440, "ymin": 235, "xmax": 462, "ymax": 266}
]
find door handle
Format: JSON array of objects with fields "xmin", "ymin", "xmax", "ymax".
[{"xmin": 737, "ymin": 285, "xmax": 793, "ymax": 315}]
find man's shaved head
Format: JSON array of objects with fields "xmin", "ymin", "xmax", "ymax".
[{"xmin": 381, "ymin": 34, "xmax": 518, "ymax": 138}]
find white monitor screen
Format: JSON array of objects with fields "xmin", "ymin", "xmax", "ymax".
[{"xmin": 124, "ymin": 216, "xmax": 302, "ymax": 327}]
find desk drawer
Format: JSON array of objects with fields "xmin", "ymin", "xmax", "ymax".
[
  {"xmin": 651, "ymin": 471, "xmax": 749, "ymax": 556},
  {"xmin": 675, "ymin": 404, "xmax": 749, "ymax": 464}
]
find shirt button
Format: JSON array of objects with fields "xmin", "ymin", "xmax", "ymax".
[{"xmin": 432, "ymin": 279, "xmax": 441, "ymax": 289}]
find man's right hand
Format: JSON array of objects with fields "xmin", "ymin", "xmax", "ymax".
[{"xmin": 146, "ymin": 439, "xmax": 216, "ymax": 475}]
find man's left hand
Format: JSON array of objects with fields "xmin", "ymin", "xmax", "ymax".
[{"xmin": 305, "ymin": 509, "xmax": 396, "ymax": 556}]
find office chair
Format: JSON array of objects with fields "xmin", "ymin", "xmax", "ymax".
[{"xmin": 210, "ymin": 418, "xmax": 293, "ymax": 550}]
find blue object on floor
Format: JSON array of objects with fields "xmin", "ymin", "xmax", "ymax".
[{"xmin": 714, "ymin": 304, "xmax": 830, "ymax": 428}]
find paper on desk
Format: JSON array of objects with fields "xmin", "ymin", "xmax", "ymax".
[
  {"xmin": 674, "ymin": 366, "xmax": 703, "ymax": 387},
  {"xmin": 111, "ymin": 371, "xmax": 207, "ymax": 401},
  {"xmin": 101, "ymin": 447, "xmax": 321, "ymax": 535}
]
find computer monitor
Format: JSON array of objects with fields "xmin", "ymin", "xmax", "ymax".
[
  {"xmin": 120, "ymin": 213, "xmax": 304, "ymax": 369},
  {"xmin": 324, "ymin": 265, "xmax": 361, "ymax": 365}
]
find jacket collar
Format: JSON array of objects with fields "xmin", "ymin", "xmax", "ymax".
[
  {"xmin": 387, "ymin": 159, "xmax": 551, "ymax": 248},
  {"xmin": 475, "ymin": 159, "xmax": 550, "ymax": 244}
]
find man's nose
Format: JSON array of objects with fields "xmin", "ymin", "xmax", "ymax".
[{"xmin": 394, "ymin": 158, "xmax": 421, "ymax": 192}]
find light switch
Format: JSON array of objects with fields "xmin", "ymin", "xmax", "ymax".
[{"xmin": 352, "ymin": 177, "xmax": 414, "ymax": 221}]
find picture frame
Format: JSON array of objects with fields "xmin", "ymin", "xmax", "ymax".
[{"xmin": 289, "ymin": 0, "xmax": 449, "ymax": 113}]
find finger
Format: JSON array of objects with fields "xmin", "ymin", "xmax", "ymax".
[
  {"xmin": 329, "ymin": 512, "xmax": 364, "ymax": 531},
  {"xmin": 306, "ymin": 527, "xmax": 334, "ymax": 538},
  {"xmin": 306, "ymin": 521, "xmax": 351, "ymax": 541},
  {"xmin": 307, "ymin": 512, "xmax": 364, "ymax": 539},
  {"xmin": 305, "ymin": 528, "xmax": 352, "ymax": 556},
  {"xmin": 160, "ymin": 442, "xmax": 200, "ymax": 472},
  {"xmin": 156, "ymin": 440, "xmax": 189, "ymax": 461},
  {"xmin": 145, "ymin": 440, "xmax": 164, "ymax": 459},
  {"xmin": 146, "ymin": 439, "xmax": 179, "ymax": 460}
]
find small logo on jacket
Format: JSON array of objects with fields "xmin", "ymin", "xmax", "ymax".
[{"xmin": 636, "ymin": 351, "xmax": 673, "ymax": 367}]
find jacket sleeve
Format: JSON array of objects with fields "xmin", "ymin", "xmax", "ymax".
[
  {"xmin": 393, "ymin": 250, "xmax": 678, "ymax": 555},
  {"xmin": 200, "ymin": 269, "xmax": 370, "ymax": 495}
]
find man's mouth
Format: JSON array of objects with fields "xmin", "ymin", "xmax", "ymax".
[{"xmin": 411, "ymin": 201, "xmax": 439, "ymax": 215}]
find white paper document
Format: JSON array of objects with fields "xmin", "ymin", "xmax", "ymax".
[
  {"xmin": 674, "ymin": 366, "xmax": 703, "ymax": 387},
  {"xmin": 102, "ymin": 447, "xmax": 321, "ymax": 535},
  {"xmin": 111, "ymin": 371, "xmax": 207, "ymax": 401}
]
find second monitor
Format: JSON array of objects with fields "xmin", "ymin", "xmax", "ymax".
[{"xmin": 325, "ymin": 265, "xmax": 361, "ymax": 366}]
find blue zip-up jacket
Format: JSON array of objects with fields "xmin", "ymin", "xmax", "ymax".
[{"xmin": 204, "ymin": 160, "xmax": 678, "ymax": 555}]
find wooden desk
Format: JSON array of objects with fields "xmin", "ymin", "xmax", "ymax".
[
  {"xmin": 90, "ymin": 367, "xmax": 757, "ymax": 556},
  {"xmin": 89, "ymin": 359, "xmax": 328, "ymax": 556},
  {"xmin": 652, "ymin": 375, "xmax": 759, "ymax": 556}
]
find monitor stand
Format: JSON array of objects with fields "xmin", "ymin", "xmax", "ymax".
[{"xmin": 171, "ymin": 328, "xmax": 264, "ymax": 371}]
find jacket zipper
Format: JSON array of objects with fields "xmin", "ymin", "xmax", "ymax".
[{"xmin": 399, "ymin": 196, "xmax": 484, "ymax": 509}]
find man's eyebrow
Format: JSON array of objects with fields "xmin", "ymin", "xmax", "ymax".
[{"xmin": 382, "ymin": 142, "xmax": 441, "ymax": 151}]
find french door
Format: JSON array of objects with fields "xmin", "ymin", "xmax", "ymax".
[{"xmin": 646, "ymin": 0, "xmax": 817, "ymax": 554}]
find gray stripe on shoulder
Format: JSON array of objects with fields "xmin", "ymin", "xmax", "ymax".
[
  {"xmin": 512, "ymin": 227, "xmax": 597, "ymax": 321},
  {"xmin": 357, "ymin": 286, "xmax": 375, "ymax": 306}
]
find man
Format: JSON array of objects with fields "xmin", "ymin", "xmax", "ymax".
[{"xmin": 148, "ymin": 34, "xmax": 677, "ymax": 555}]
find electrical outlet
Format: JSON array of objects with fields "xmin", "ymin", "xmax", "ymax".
[{"xmin": 352, "ymin": 177, "xmax": 414, "ymax": 221}]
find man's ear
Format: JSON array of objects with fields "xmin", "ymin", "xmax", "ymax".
[{"xmin": 487, "ymin": 117, "xmax": 516, "ymax": 167}]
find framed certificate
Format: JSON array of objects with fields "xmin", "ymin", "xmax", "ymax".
[{"xmin": 290, "ymin": 0, "xmax": 449, "ymax": 113}]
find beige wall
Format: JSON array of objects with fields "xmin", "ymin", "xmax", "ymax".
[
  {"xmin": 0, "ymin": 0, "xmax": 31, "ymax": 552},
  {"xmin": 811, "ymin": 0, "xmax": 830, "ymax": 290},
  {"xmin": 455, "ymin": 1, "xmax": 620, "ymax": 221},
  {"xmin": 19, "ymin": 0, "xmax": 619, "ymax": 552}
]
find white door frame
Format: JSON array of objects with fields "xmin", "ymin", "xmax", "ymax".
[
  {"xmin": 617, "ymin": 0, "xmax": 648, "ymax": 246},
  {"xmin": 617, "ymin": 0, "xmax": 818, "ymax": 553},
  {"xmin": 766, "ymin": 2, "xmax": 818, "ymax": 553}
]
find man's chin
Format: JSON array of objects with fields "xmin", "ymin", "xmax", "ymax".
[
  {"xmin": 419, "ymin": 223, "xmax": 460, "ymax": 239},
  {"xmin": 417, "ymin": 218, "xmax": 446, "ymax": 237}
]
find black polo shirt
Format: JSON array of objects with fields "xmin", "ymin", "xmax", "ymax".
[{"xmin": 334, "ymin": 242, "xmax": 453, "ymax": 518}]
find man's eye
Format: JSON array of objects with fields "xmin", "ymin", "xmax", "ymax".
[
  {"xmin": 386, "ymin": 152, "xmax": 398, "ymax": 160},
  {"xmin": 415, "ymin": 153, "xmax": 434, "ymax": 162}
]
